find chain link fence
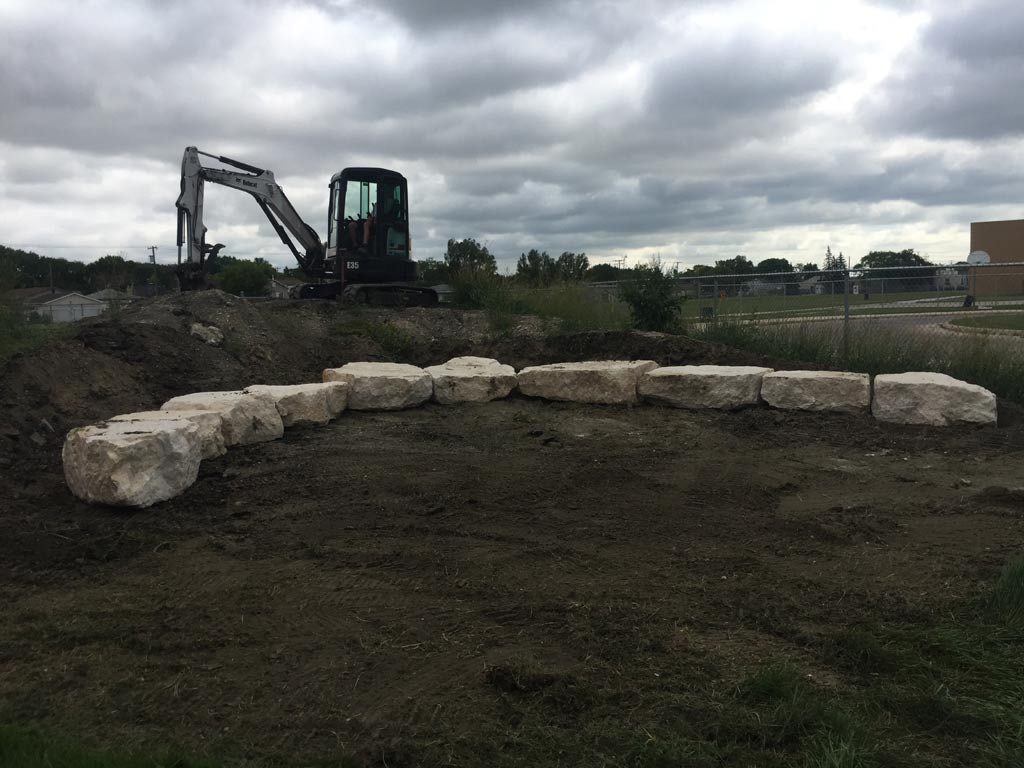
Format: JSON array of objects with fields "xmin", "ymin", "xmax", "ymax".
[{"xmin": 548, "ymin": 262, "xmax": 1024, "ymax": 400}]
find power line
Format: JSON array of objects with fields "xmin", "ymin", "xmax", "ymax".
[{"xmin": 5, "ymin": 243, "xmax": 178, "ymax": 249}]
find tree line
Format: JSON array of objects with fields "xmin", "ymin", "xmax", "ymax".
[
  {"xmin": 0, "ymin": 245, "xmax": 283, "ymax": 297},
  {"xmin": 2, "ymin": 241, "xmax": 944, "ymax": 298}
]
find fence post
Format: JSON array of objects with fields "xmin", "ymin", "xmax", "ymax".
[
  {"xmin": 842, "ymin": 269, "xmax": 850, "ymax": 365},
  {"xmin": 713, "ymin": 278, "xmax": 720, "ymax": 321}
]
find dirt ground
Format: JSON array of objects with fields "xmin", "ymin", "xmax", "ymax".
[{"xmin": 2, "ymin": 293, "xmax": 1024, "ymax": 766}]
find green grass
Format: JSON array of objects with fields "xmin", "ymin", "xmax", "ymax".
[
  {"xmin": 331, "ymin": 318, "xmax": 416, "ymax": 359},
  {"xmin": 989, "ymin": 557, "xmax": 1024, "ymax": 629},
  {"xmin": 447, "ymin": 272, "xmax": 633, "ymax": 336},
  {"xmin": 513, "ymin": 284, "xmax": 632, "ymax": 333},
  {"xmin": 695, "ymin": 318, "xmax": 1024, "ymax": 402},
  {"xmin": 951, "ymin": 314, "xmax": 1024, "ymax": 332},
  {"xmin": 0, "ymin": 725, "xmax": 219, "ymax": 768},
  {"xmin": 0, "ymin": 310, "xmax": 71, "ymax": 362},
  {"xmin": 6, "ymin": 558, "xmax": 1024, "ymax": 766}
]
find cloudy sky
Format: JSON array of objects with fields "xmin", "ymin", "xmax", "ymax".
[{"xmin": 1, "ymin": 0, "xmax": 1022, "ymax": 272}]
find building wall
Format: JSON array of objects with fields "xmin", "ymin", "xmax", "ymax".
[
  {"xmin": 33, "ymin": 295, "xmax": 107, "ymax": 323},
  {"xmin": 970, "ymin": 219, "xmax": 1024, "ymax": 296}
]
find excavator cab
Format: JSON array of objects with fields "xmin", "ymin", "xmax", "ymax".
[{"xmin": 326, "ymin": 168, "xmax": 416, "ymax": 286}]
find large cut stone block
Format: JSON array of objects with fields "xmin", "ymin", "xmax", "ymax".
[
  {"xmin": 761, "ymin": 370, "xmax": 870, "ymax": 413},
  {"xmin": 872, "ymin": 372, "xmax": 996, "ymax": 426},
  {"xmin": 639, "ymin": 365, "xmax": 773, "ymax": 409},
  {"xmin": 63, "ymin": 419, "xmax": 203, "ymax": 507},
  {"xmin": 161, "ymin": 391, "xmax": 284, "ymax": 445},
  {"xmin": 322, "ymin": 362, "xmax": 432, "ymax": 410},
  {"xmin": 425, "ymin": 356, "xmax": 517, "ymax": 404},
  {"xmin": 245, "ymin": 382, "xmax": 349, "ymax": 426},
  {"xmin": 109, "ymin": 409, "xmax": 226, "ymax": 459},
  {"xmin": 517, "ymin": 360, "xmax": 658, "ymax": 404}
]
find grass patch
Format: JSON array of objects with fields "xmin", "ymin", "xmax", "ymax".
[
  {"xmin": 448, "ymin": 272, "xmax": 633, "ymax": 336},
  {"xmin": 951, "ymin": 313, "xmax": 1024, "ymax": 332},
  {"xmin": 988, "ymin": 556, "xmax": 1024, "ymax": 629},
  {"xmin": 0, "ymin": 724, "xmax": 219, "ymax": 768},
  {"xmin": 0, "ymin": 305, "xmax": 71, "ymax": 363},
  {"xmin": 514, "ymin": 283, "xmax": 631, "ymax": 333},
  {"xmin": 694, "ymin": 318, "xmax": 1024, "ymax": 402},
  {"xmin": 0, "ymin": 323, "xmax": 70, "ymax": 362},
  {"xmin": 332, "ymin": 318, "xmax": 415, "ymax": 359}
]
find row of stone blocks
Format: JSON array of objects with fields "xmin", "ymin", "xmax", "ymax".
[{"xmin": 63, "ymin": 359, "xmax": 997, "ymax": 508}]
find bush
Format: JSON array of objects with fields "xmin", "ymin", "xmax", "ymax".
[
  {"xmin": 619, "ymin": 262, "xmax": 684, "ymax": 332},
  {"xmin": 214, "ymin": 261, "xmax": 274, "ymax": 296}
]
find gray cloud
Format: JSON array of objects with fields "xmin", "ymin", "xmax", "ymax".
[
  {"xmin": 0, "ymin": 0, "xmax": 1022, "ymax": 271},
  {"xmin": 869, "ymin": 1, "xmax": 1024, "ymax": 140}
]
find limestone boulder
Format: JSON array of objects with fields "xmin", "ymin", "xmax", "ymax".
[
  {"xmin": 761, "ymin": 370, "xmax": 870, "ymax": 413},
  {"xmin": 190, "ymin": 322, "xmax": 224, "ymax": 346},
  {"xmin": 639, "ymin": 365, "xmax": 772, "ymax": 409},
  {"xmin": 63, "ymin": 419, "xmax": 203, "ymax": 507},
  {"xmin": 872, "ymin": 372, "xmax": 996, "ymax": 426},
  {"xmin": 322, "ymin": 362, "xmax": 432, "ymax": 410},
  {"xmin": 109, "ymin": 409, "xmax": 226, "ymax": 459},
  {"xmin": 517, "ymin": 360, "xmax": 658, "ymax": 404},
  {"xmin": 425, "ymin": 356, "xmax": 517, "ymax": 404},
  {"xmin": 161, "ymin": 391, "xmax": 284, "ymax": 445},
  {"xmin": 245, "ymin": 382, "xmax": 349, "ymax": 426}
]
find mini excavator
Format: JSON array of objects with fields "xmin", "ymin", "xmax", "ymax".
[{"xmin": 175, "ymin": 147, "xmax": 437, "ymax": 305}]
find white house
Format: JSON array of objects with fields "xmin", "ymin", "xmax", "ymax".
[{"xmin": 4, "ymin": 287, "xmax": 107, "ymax": 323}]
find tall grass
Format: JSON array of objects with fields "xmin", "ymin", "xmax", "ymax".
[
  {"xmin": 513, "ymin": 284, "xmax": 631, "ymax": 332},
  {"xmin": 989, "ymin": 557, "xmax": 1024, "ymax": 629},
  {"xmin": 448, "ymin": 271, "xmax": 631, "ymax": 335},
  {"xmin": 0, "ymin": 302, "xmax": 70, "ymax": 363},
  {"xmin": 696, "ymin": 318, "xmax": 1024, "ymax": 402}
]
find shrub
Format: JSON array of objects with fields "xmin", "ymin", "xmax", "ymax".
[{"xmin": 618, "ymin": 262, "xmax": 684, "ymax": 332}]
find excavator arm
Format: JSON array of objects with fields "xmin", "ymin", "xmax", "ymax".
[{"xmin": 175, "ymin": 146, "xmax": 324, "ymax": 290}]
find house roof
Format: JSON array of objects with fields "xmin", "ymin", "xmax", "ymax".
[
  {"xmin": 87, "ymin": 288, "xmax": 133, "ymax": 301},
  {"xmin": 37, "ymin": 292, "xmax": 106, "ymax": 305},
  {"xmin": 272, "ymin": 275, "xmax": 305, "ymax": 286}
]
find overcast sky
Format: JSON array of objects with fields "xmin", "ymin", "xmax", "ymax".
[{"xmin": 2, "ymin": 0, "xmax": 1022, "ymax": 272}]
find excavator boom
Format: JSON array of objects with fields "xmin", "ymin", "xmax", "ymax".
[{"xmin": 175, "ymin": 147, "xmax": 323, "ymax": 289}]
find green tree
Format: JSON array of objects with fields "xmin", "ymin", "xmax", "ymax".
[
  {"xmin": 682, "ymin": 264, "xmax": 716, "ymax": 278},
  {"xmin": 755, "ymin": 258, "xmax": 792, "ymax": 273},
  {"xmin": 445, "ymin": 238, "xmax": 497, "ymax": 275},
  {"xmin": 585, "ymin": 263, "xmax": 624, "ymax": 282},
  {"xmin": 619, "ymin": 260, "xmax": 683, "ymax": 332},
  {"xmin": 215, "ymin": 260, "xmax": 274, "ymax": 296},
  {"xmin": 88, "ymin": 254, "xmax": 133, "ymax": 291},
  {"xmin": 714, "ymin": 255, "xmax": 755, "ymax": 275},
  {"xmin": 556, "ymin": 251, "xmax": 589, "ymax": 282},
  {"xmin": 516, "ymin": 249, "xmax": 559, "ymax": 286},
  {"xmin": 854, "ymin": 249, "xmax": 935, "ymax": 291}
]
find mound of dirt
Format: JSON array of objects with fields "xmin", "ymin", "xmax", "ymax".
[{"xmin": 0, "ymin": 291, "xmax": 801, "ymax": 474}]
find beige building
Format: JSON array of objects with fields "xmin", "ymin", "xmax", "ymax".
[{"xmin": 970, "ymin": 219, "xmax": 1024, "ymax": 296}]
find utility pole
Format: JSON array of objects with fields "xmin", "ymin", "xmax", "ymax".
[{"xmin": 148, "ymin": 246, "xmax": 159, "ymax": 295}]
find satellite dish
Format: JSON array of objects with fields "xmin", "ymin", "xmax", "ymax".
[{"xmin": 967, "ymin": 250, "xmax": 991, "ymax": 265}]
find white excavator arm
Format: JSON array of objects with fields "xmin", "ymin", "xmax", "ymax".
[{"xmin": 175, "ymin": 146, "xmax": 324, "ymax": 289}]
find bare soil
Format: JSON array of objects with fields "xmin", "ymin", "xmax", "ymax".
[{"xmin": 2, "ymin": 293, "xmax": 1023, "ymax": 766}]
